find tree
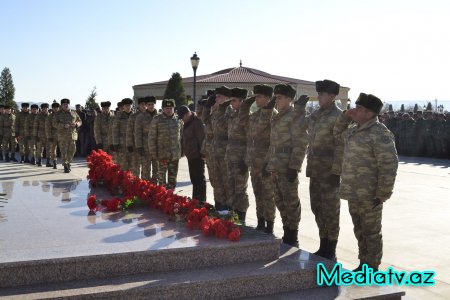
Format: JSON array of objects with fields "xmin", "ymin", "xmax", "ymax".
[
  {"xmin": 163, "ymin": 72, "xmax": 186, "ymax": 108},
  {"xmin": 0, "ymin": 67, "xmax": 16, "ymax": 109},
  {"xmin": 426, "ymin": 102, "xmax": 433, "ymax": 111},
  {"xmin": 400, "ymin": 104, "xmax": 405, "ymax": 112},
  {"xmin": 413, "ymin": 103, "xmax": 418, "ymax": 113},
  {"xmin": 85, "ymin": 86, "xmax": 99, "ymax": 111}
]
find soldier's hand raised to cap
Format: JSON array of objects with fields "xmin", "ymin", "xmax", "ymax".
[
  {"xmin": 263, "ymin": 96, "xmax": 276, "ymax": 109},
  {"xmin": 244, "ymin": 96, "xmax": 256, "ymax": 104},
  {"xmin": 295, "ymin": 95, "xmax": 310, "ymax": 106}
]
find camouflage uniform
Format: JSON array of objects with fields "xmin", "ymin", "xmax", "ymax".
[
  {"xmin": 126, "ymin": 110, "xmax": 143, "ymax": 176},
  {"xmin": 33, "ymin": 110, "xmax": 49, "ymax": 165},
  {"xmin": 94, "ymin": 110, "xmax": 113, "ymax": 153},
  {"xmin": 55, "ymin": 108, "xmax": 82, "ymax": 168},
  {"xmin": 112, "ymin": 111, "xmax": 132, "ymax": 171},
  {"xmin": 25, "ymin": 111, "xmax": 38, "ymax": 162},
  {"xmin": 148, "ymin": 112, "xmax": 183, "ymax": 189},
  {"xmin": 135, "ymin": 109, "xmax": 159, "ymax": 181},
  {"xmin": 334, "ymin": 114, "xmax": 398, "ymax": 269},
  {"xmin": 45, "ymin": 109, "xmax": 60, "ymax": 165},
  {"xmin": 245, "ymin": 100, "xmax": 277, "ymax": 226},
  {"xmin": 200, "ymin": 104, "xmax": 216, "ymax": 198},
  {"xmin": 306, "ymin": 103, "xmax": 343, "ymax": 255},
  {"xmin": 15, "ymin": 110, "xmax": 31, "ymax": 160},
  {"xmin": 266, "ymin": 106, "xmax": 308, "ymax": 232},
  {"xmin": 1, "ymin": 112, "xmax": 17, "ymax": 161},
  {"xmin": 210, "ymin": 103, "xmax": 233, "ymax": 209}
]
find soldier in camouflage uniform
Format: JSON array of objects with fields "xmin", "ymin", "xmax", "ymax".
[
  {"xmin": 94, "ymin": 101, "xmax": 113, "ymax": 152},
  {"xmin": 109, "ymin": 102, "xmax": 123, "ymax": 163},
  {"xmin": 210, "ymin": 86, "xmax": 233, "ymax": 210},
  {"xmin": 305, "ymin": 79, "xmax": 343, "ymax": 260},
  {"xmin": 15, "ymin": 103, "xmax": 31, "ymax": 163},
  {"xmin": 1, "ymin": 105, "xmax": 18, "ymax": 162},
  {"xmin": 126, "ymin": 98, "xmax": 147, "ymax": 176},
  {"xmin": 243, "ymin": 85, "xmax": 277, "ymax": 233},
  {"xmin": 148, "ymin": 99, "xmax": 183, "ymax": 189},
  {"xmin": 33, "ymin": 103, "xmax": 50, "ymax": 167},
  {"xmin": 0, "ymin": 105, "xmax": 4, "ymax": 161},
  {"xmin": 45, "ymin": 102, "xmax": 60, "ymax": 169},
  {"xmin": 334, "ymin": 93, "xmax": 398, "ymax": 271},
  {"xmin": 25, "ymin": 104, "xmax": 39, "ymax": 165},
  {"xmin": 55, "ymin": 98, "xmax": 82, "ymax": 173},
  {"xmin": 135, "ymin": 96, "xmax": 159, "ymax": 181},
  {"xmin": 225, "ymin": 88, "xmax": 250, "ymax": 223},
  {"xmin": 112, "ymin": 98, "xmax": 133, "ymax": 171},
  {"xmin": 266, "ymin": 84, "xmax": 308, "ymax": 247}
]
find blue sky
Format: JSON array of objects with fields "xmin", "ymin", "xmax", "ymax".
[{"xmin": 1, "ymin": 0, "xmax": 449, "ymax": 107}]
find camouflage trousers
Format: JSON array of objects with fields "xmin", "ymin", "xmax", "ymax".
[
  {"xmin": 272, "ymin": 171, "xmax": 301, "ymax": 230},
  {"xmin": 226, "ymin": 160, "xmax": 249, "ymax": 212},
  {"xmin": 48, "ymin": 140, "xmax": 58, "ymax": 161},
  {"xmin": 140, "ymin": 151, "xmax": 159, "ymax": 182},
  {"xmin": 130, "ymin": 152, "xmax": 140, "ymax": 177},
  {"xmin": 157, "ymin": 159, "xmax": 179, "ymax": 190},
  {"xmin": 210, "ymin": 155, "xmax": 232, "ymax": 208},
  {"xmin": 250, "ymin": 163, "xmax": 276, "ymax": 222},
  {"xmin": 309, "ymin": 176, "xmax": 341, "ymax": 240},
  {"xmin": 117, "ymin": 149, "xmax": 132, "ymax": 171},
  {"xmin": 18, "ymin": 137, "xmax": 31, "ymax": 156},
  {"xmin": 348, "ymin": 199, "xmax": 383, "ymax": 268},
  {"xmin": 35, "ymin": 139, "xmax": 49, "ymax": 159},
  {"xmin": 2, "ymin": 136, "xmax": 17, "ymax": 154},
  {"xmin": 60, "ymin": 139, "xmax": 76, "ymax": 164},
  {"xmin": 29, "ymin": 139, "xmax": 36, "ymax": 158}
]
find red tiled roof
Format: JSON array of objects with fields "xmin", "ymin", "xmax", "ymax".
[{"xmin": 134, "ymin": 66, "xmax": 315, "ymax": 87}]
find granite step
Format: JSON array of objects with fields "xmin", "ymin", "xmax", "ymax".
[
  {"xmin": 0, "ymin": 227, "xmax": 280, "ymax": 288},
  {"xmin": 0, "ymin": 246, "xmax": 404, "ymax": 300}
]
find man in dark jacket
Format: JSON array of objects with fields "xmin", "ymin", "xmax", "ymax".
[{"xmin": 179, "ymin": 105, "xmax": 206, "ymax": 201}]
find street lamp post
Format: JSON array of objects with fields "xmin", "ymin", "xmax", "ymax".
[{"xmin": 190, "ymin": 52, "xmax": 200, "ymax": 111}]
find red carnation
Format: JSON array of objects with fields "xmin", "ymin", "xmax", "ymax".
[
  {"xmin": 228, "ymin": 227, "xmax": 241, "ymax": 242},
  {"xmin": 87, "ymin": 195, "xmax": 98, "ymax": 211}
]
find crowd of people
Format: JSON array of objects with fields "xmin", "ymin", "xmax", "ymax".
[{"xmin": 0, "ymin": 80, "xmax": 401, "ymax": 272}]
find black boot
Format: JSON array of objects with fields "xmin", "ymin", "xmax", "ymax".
[
  {"xmin": 24, "ymin": 156, "xmax": 30, "ymax": 163},
  {"xmin": 67, "ymin": 163, "xmax": 71, "ymax": 172},
  {"xmin": 37, "ymin": 158, "xmax": 42, "ymax": 167},
  {"xmin": 324, "ymin": 240, "xmax": 337, "ymax": 261},
  {"xmin": 265, "ymin": 221, "xmax": 274, "ymax": 234},
  {"xmin": 282, "ymin": 226, "xmax": 288, "ymax": 241},
  {"xmin": 53, "ymin": 160, "xmax": 57, "ymax": 169},
  {"xmin": 256, "ymin": 217, "xmax": 266, "ymax": 231},
  {"xmin": 4, "ymin": 153, "xmax": 10, "ymax": 162},
  {"xmin": 63, "ymin": 163, "xmax": 69, "ymax": 173},
  {"xmin": 283, "ymin": 228, "xmax": 299, "ymax": 248},
  {"xmin": 314, "ymin": 238, "xmax": 328, "ymax": 258},
  {"xmin": 46, "ymin": 159, "xmax": 52, "ymax": 167},
  {"xmin": 11, "ymin": 153, "xmax": 18, "ymax": 162},
  {"xmin": 236, "ymin": 211, "xmax": 246, "ymax": 224},
  {"xmin": 30, "ymin": 157, "xmax": 36, "ymax": 165},
  {"xmin": 20, "ymin": 155, "xmax": 25, "ymax": 163}
]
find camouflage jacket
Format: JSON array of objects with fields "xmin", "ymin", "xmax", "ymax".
[
  {"xmin": 201, "ymin": 105, "xmax": 213, "ymax": 157},
  {"xmin": 45, "ymin": 111, "xmax": 60, "ymax": 140},
  {"xmin": 126, "ymin": 111, "xmax": 143, "ymax": 148},
  {"xmin": 305, "ymin": 103, "xmax": 343, "ymax": 178},
  {"xmin": 15, "ymin": 111, "xmax": 30, "ymax": 138},
  {"xmin": 54, "ymin": 110, "xmax": 82, "ymax": 141},
  {"xmin": 210, "ymin": 104, "xmax": 230, "ymax": 158},
  {"xmin": 2, "ymin": 113, "xmax": 15, "ymax": 136},
  {"xmin": 25, "ymin": 113, "xmax": 38, "ymax": 138},
  {"xmin": 266, "ymin": 107, "xmax": 308, "ymax": 173},
  {"xmin": 225, "ymin": 107, "xmax": 248, "ymax": 162},
  {"xmin": 94, "ymin": 111, "xmax": 113, "ymax": 146},
  {"xmin": 334, "ymin": 114, "xmax": 398, "ymax": 201},
  {"xmin": 148, "ymin": 113, "xmax": 183, "ymax": 160},
  {"xmin": 134, "ymin": 109, "xmax": 158, "ymax": 151},
  {"xmin": 112, "ymin": 111, "xmax": 131, "ymax": 147},
  {"xmin": 33, "ymin": 112, "xmax": 48, "ymax": 139}
]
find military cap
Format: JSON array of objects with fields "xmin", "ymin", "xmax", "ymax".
[
  {"xmin": 253, "ymin": 84, "xmax": 274, "ymax": 97},
  {"xmin": 274, "ymin": 84, "xmax": 296, "ymax": 99},
  {"xmin": 230, "ymin": 87, "xmax": 248, "ymax": 99},
  {"xmin": 177, "ymin": 105, "xmax": 190, "ymax": 120},
  {"xmin": 121, "ymin": 98, "xmax": 133, "ymax": 105},
  {"xmin": 117, "ymin": 101, "xmax": 124, "ymax": 108},
  {"xmin": 315, "ymin": 79, "xmax": 340, "ymax": 95},
  {"xmin": 100, "ymin": 101, "xmax": 111, "ymax": 108},
  {"xmin": 145, "ymin": 96, "xmax": 156, "ymax": 103},
  {"xmin": 51, "ymin": 102, "xmax": 60, "ymax": 108},
  {"xmin": 75, "ymin": 104, "xmax": 81, "ymax": 107},
  {"xmin": 355, "ymin": 93, "xmax": 383, "ymax": 115},
  {"xmin": 40, "ymin": 103, "xmax": 49, "ymax": 109},
  {"xmin": 162, "ymin": 99, "xmax": 175, "ymax": 108},
  {"xmin": 31, "ymin": 104, "xmax": 39, "ymax": 109},
  {"xmin": 61, "ymin": 98, "xmax": 70, "ymax": 104},
  {"xmin": 137, "ymin": 97, "xmax": 147, "ymax": 104},
  {"xmin": 21, "ymin": 102, "xmax": 30, "ymax": 108},
  {"xmin": 215, "ymin": 85, "xmax": 232, "ymax": 97}
]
